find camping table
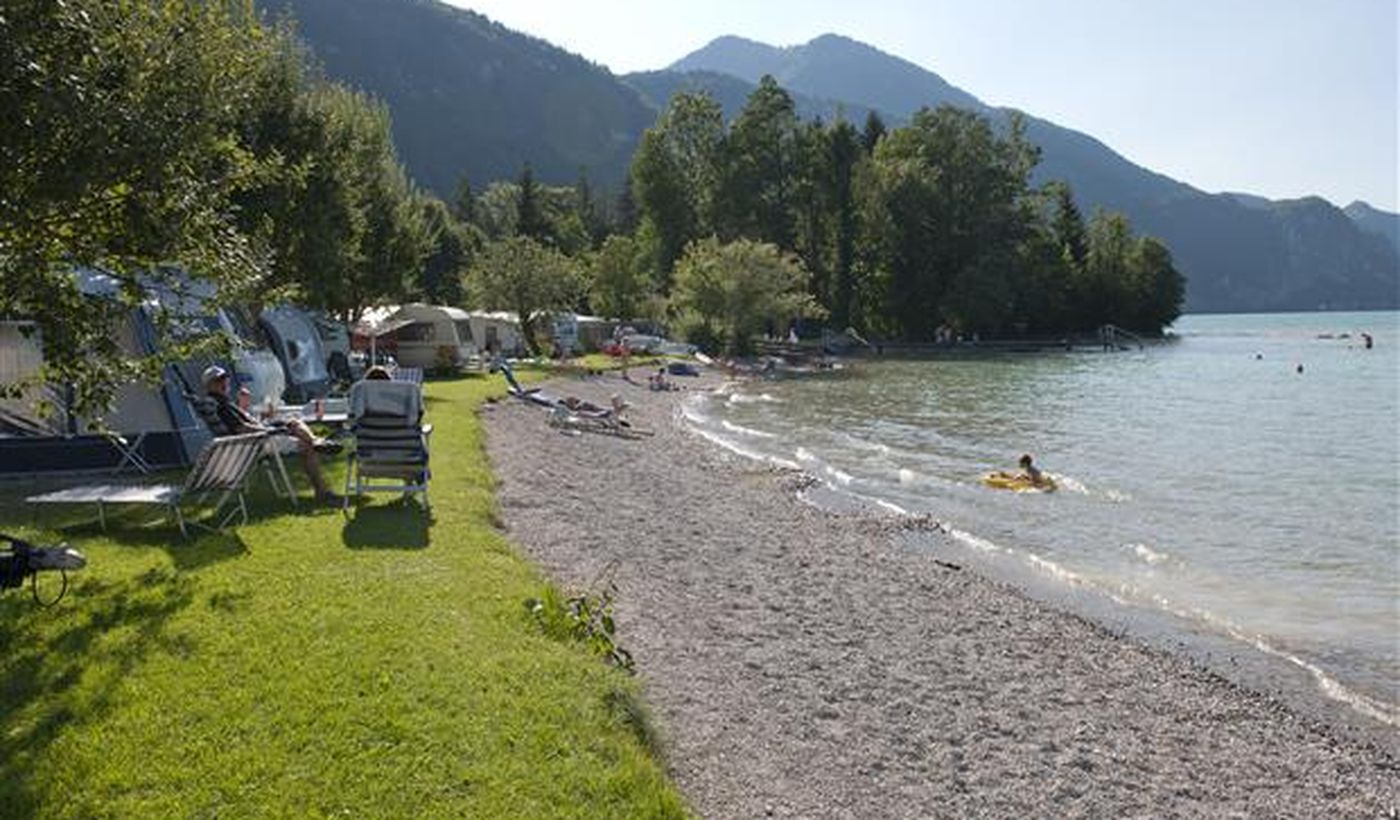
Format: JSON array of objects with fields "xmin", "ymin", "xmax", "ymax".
[{"xmin": 269, "ymin": 401, "xmax": 350, "ymax": 429}]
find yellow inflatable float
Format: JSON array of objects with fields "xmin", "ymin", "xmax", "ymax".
[{"xmin": 981, "ymin": 471, "xmax": 1057, "ymax": 492}]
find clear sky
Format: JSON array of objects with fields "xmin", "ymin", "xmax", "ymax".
[{"xmin": 445, "ymin": 0, "xmax": 1399, "ymax": 211}]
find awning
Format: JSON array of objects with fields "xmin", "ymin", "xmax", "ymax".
[{"xmin": 355, "ymin": 317, "xmax": 416, "ymax": 338}]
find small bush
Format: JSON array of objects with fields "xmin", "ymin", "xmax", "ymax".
[{"xmin": 525, "ymin": 569, "xmax": 634, "ymax": 673}]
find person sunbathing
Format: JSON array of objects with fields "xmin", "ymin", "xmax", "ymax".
[{"xmin": 556, "ymin": 395, "xmax": 632, "ymax": 428}]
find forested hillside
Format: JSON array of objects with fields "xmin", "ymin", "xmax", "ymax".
[
  {"xmin": 671, "ymin": 34, "xmax": 1400, "ymax": 313},
  {"xmin": 253, "ymin": 0, "xmax": 1395, "ymax": 314},
  {"xmin": 259, "ymin": 0, "xmax": 655, "ymax": 192}
]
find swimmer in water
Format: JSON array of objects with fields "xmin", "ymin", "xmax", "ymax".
[{"xmin": 1018, "ymin": 453, "xmax": 1044, "ymax": 484}]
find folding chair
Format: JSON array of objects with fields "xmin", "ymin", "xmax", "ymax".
[
  {"xmin": 105, "ymin": 431, "xmax": 153, "ymax": 475},
  {"xmin": 187, "ymin": 393, "xmax": 298, "ymax": 506},
  {"xmin": 27, "ymin": 432, "xmax": 269, "ymax": 538},
  {"xmin": 344, "ymin": 380, "xmax": 432, "ymax": 510},
  {"xmin": 392, "ymin": 366, "xmax": 424, "ymax": 386}
]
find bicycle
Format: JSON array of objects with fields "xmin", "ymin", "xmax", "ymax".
[{"xmin": 1, "ymin": 533, "xmax": 87, "ymax": 606}]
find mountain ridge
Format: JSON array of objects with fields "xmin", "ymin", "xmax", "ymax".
[
  {"xmin": 259, "ymin": 0, "xmax": 1398, "ymax": 313},
  {"xmin": 667, "ymin": 33, "xmax": 1398, "ymax": 312}
]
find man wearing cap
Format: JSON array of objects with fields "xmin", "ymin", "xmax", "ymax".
[{"xmin": 202, "ymin": 365, "xmax": 339, "ymax": 503}]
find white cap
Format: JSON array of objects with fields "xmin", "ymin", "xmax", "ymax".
[{"xmin": 201, "ymin": 365, "xmax": 229, "ymax": 386}]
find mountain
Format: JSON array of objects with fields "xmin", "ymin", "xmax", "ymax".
[
  {"xmin": 670, "ymin": 35, "xmax": 1399, "ymax": 312},
  {"xmin": 672, "ymin": 34, "xmax": 984, "ymax": 118},
  {"xmin": 622, "ymin": 69, "xmax": 877, "ymax": 127},
  {"xmin": 259, "ymin": 1, "xmax": 1396, "ymax": 313},
  {"xmin": 1344, "ymin": 201, "xmax": 1400, "ymax": 258},
  {"xmin": 258, "ymin": 0, "xmax": 656, "ymax": 193}
]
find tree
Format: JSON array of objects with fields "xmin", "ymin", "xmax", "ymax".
[
  {"xmin": 0, "ymin": 0, "xmax": 283, "ymax": 417},
  {"xmin": 671, "ymin": 237, "xmax": 825, "ymax": 355},
  {"xmin": 467, "ymin": 236, "xmax": 582, "ymax": 355},
  {"xmin": 255, "ymin": 83, "xmax": 429, "ymax": 321},
  {"xmin": 790, "ymin": 119, "xmax": 832, "ymax": 308},
  {"xmin": 828, "ymin": 119, "xmax": 863, "ymax": 329},
  {"xmin": 515, "ymin": 162, "xmax": 551, "ymax": 244},
  {"xmin": 860, "ymin": 106, "xmax": 1039, "ymax": 339},
  {"xmin": 1046, "ymin": 181, "xmax": 1087, "ymax": 268},
  {"xmin": 629, "ymin": 129, "xmax": 694, "ymax": 282},
  {"xmin": 718, "ymin": 76, "xmax": 798, "ymax": 248},
  {"xmin": 1126, "ymin": 236, "xmax": 1185, "ymax": 332},
  {"xmin": 573, "ymin": 169, "xmax": 603, "ymax": 248},
  {"xmin": 452, "ymin": 174, "xmax": 476, "ymax": 224},
  {"xmin": 586, "ymin": 235, "xmax": 653, "ymax": 321},
  {"xmin": 861, "ymin": 110, "xmax": 887, "ymax": 155},
  {"xmin": 657, "ymin": 92, "xmax": 726, "ymax": 235},
  {"xmin": 415, "ymin": 196, "xmax": 478, "ymax": 306}
]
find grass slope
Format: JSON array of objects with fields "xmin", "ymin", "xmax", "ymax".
[{"xmin": 0, "ymin": 374, "xmax": 685, "ymax": 817}]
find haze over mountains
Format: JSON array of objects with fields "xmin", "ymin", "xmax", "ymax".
[{"xmin": 263, "ymin": 0, "xmax": 1398, "ymax": 313}]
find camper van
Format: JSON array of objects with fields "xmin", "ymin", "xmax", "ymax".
[
  {"xmin": 466, "ymin": 311, "xmax": 524, "ymax": 357},
  {"xmin": 365, "ymin": 304, "xmax": 479, "ymax": 371},
  {"xmin": 260, "ymin": 305, "xmax": 330, "ymax": 402}
]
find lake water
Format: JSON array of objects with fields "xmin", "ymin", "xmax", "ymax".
[{"xmin": 680, "ymin": 312, "xmax": 1399, "ymax": 729}]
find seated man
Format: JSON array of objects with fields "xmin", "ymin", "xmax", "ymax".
[{"xmin": 202, "ymin": 365, "xmax": 339, "ymax": 504}]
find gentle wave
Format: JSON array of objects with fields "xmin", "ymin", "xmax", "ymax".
[
  {"xmin": 875, "ymin": 498, "xmax": 911, "ymax": 516},
  {"xmin": 727, "ymin": 392, "xmax": 782, "ymax": 405},
  {"xmin": 794, "ymin": 447, "xmax": 855, "ymax": 486},
  {"xmin": 721, "ymin": 419, "xmax": 777, "ymax": 439},
  {"xmin": 1050, "ymin": 473, "xmax": 1091, "ymax": 495},
  {"xmin": 1130, "ymin": 543, "xmax": 1172, "ymax": 566},
  {"xmin": 1128, "ymin": 587, "xmax": 1400, "ymax": 728},
  {"xmin": 686, "ymin": 361, "xmax": 1400, "ymax": 729},
  {"xmin": 834, "ymin": 430, "xmax": 894, "ymax": 456}
]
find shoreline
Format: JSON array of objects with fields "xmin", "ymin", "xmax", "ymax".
[{"xmin": 482, "ymin": 370, "xmax": 1397, "ymax": 816}]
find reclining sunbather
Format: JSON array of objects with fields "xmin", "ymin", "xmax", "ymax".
[{"xmin": 558, "ymin": 395, "xmax": 631, "ymax": 426}]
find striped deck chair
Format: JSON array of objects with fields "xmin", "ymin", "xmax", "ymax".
[
  {"xmin": 393, "ymin": 366, "xmax": 424, "ymax": 386},
  {"xmin": 344, "ymin": 380, "xmax": 432, "ymax": 510},
  {"xmin": 187, "ymin": 392, "xmax": 298, "ymax": 506},
  {"xmin": 27, "ymin": 432, "xmax": 269, "ymax": 538}
]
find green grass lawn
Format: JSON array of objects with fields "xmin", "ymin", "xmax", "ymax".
[{"xmin": 0, "ymin": 374, "xmax": 686, "ymax": 817}]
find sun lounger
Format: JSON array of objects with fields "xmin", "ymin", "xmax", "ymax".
[
  {"xmin": 546, "ymin": 405, "xmax": 653, "ymax": 439},
  {"xmin": 26, "ymin": 432, "xmax": 269, "ymax": 538}
]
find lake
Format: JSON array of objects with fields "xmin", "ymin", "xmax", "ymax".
[{"xmin": 680, "ymin": 311, "xmax": 1399, "ymax": 729}]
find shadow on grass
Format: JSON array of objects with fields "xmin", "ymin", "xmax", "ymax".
[
  {"xmin": 341, "ymin": 498, "xmax": 433, "ymax": 550},
  {"xmin": 0, "ymin": 567, "xmax": 196, "ymax": 816}
]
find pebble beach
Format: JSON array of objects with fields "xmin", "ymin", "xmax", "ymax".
[{"xmin": 482, "ymin": 370, "xmax": 1397, "ymax": 817}]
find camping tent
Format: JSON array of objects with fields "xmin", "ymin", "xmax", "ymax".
[
  {"xmin": 0, "ymin": 271, "xmax": 212, "ymax": 474},
  {"xmin": 261, "ymin": 305, "xmax": 330, "ymax": 402}
]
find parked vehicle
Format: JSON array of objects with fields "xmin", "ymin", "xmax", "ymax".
[
  {"xmin": 359, "ymin": 304, "xmax": 479, "ymax": 371},
  {"xmin": 466, "ymin": 311, "xmax": 524, "ymax": 357}
]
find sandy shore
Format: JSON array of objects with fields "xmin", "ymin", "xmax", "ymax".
[{"xmin": 482, "ymin": 371, "xmax": 1397, "ymax": 817}]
